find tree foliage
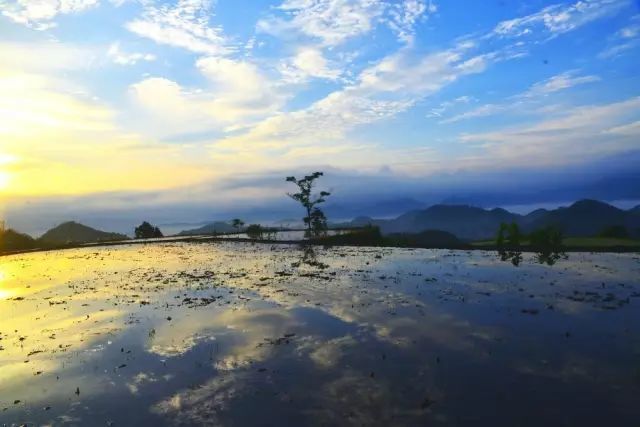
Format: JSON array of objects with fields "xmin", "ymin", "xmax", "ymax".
[
  {"xmin": 246, "ymin": 224, "xmax": 264, "ymax": 240},
  {"xmin": 529, "ymin": 226, "xmax": 566, "ymax": 265},
  {"xmin": 230, "ymin": 218, "xmax": 245, "ymax": 235},
  {"xmin": 135, "ymin": 221, "xmax": 163, "ymax": 239},
  {"xmin": 286, "ymin": 172, "xmax": 331, "ymax": 237},
  {"xmin": 496, "ymin": 222, "xmax": 523, "ymax": 266},
  {"xmin": 598, "ymin": 225, "xmax": 629, "ymax": 239}
]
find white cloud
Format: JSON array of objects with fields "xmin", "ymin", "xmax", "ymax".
[
  {"xmin": 257, "ymin": 0, "xmax": 386, "ymax": 47},
  {"xmin": 216, "ymin": 43, "xmax": 504, "ymax": 152},
  {"xmin": 458, "ymin": 97, "xmax": 640, "ymax": 167},
  {"xmin": 598, "ymin": 39, "xmax": 640, "ymax": 57},
  {"xmin": 426, "ymin": 96, "xmax": 475, "ymax": 118},
  {"xmin": 0, "ymin": 41, "xmax": 99, "ymax": 71},
  {"xmin": 0, "ymin": 0, "xmax": 99, "ymax": 30},
  {"xmin": 279, "ymin": 47, "xmax": 342, "ymax": 82},
  {"xmin": 442, "ymin": 70, "xmax": 600, "ymax": 123},
  {"xmin": 491, "ymin": 0, "xmax": 629, "ymax": 39},
  {"xmin": 386, "ymin": 0, "xmax": 429, "ymax": 43},
  {"xmin": 524, "ymin": 70, "xmax": 600, "ymax": 96},
  {"xmin": 598, "ymin": 17, "xmax": 640, "ymax": 58},
  {"xmin": 440, "ymin": 103, "xmax": 503, "ymax": 123},
  {"xmin": 107, "ymin": 42, "xmax": 156, "ymax": 65},
  {"xmin": 257, "ymin": 0, "xmax": 436, "ymax": 47},
  {"xmin": 129, "ymin": 58, "xmax": 288, "ymax": 136},
  {"xmin": 126, "ymin": 0, "xmax": 233, "ymax": 55},
  {"xmin": 604, "ymin": 119, "xmax": 640, "ymax": 136}
]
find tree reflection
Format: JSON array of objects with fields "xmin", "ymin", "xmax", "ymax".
[
  {"xmin": 496, "ymin": 222, "xmax": 523, "ymax": 266},
  {"xmin": 496, "ymin": 223, "xmax": 568, "ymax": 266},
  {"xmin": 292, "ymin": 245, "xmax": 329, "ymax": 269},
  {"xmin": 530, "ymin": 226, "xmax": 567, "ymax": 266}
]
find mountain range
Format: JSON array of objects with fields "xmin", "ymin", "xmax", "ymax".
[
  {"xmin": 2, "ymin": 199, "xmax": 638, "ymax": 254},
  {"xmin": 345, "ymin": 199, "xmax": 640, "ymax": 240},
  {"xmin": 0, "ymin": 221, "xmax": 129, "ymax": 253}
]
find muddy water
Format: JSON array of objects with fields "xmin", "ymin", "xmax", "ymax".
[{"xmin": 0, "ymin": 242, "xmax": 639, "ymax": 426}]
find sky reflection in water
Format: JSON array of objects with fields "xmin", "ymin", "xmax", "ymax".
[{"xmin": 0, "ymin": 243, "xmax": 639, "ymax": 426}]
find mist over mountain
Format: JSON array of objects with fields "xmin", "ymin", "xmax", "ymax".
[
  {"xmin": 2, "ymin": 151, "xmax": 639, "ymax": 236},
  {"xmin": 178, "ymin": 221, "xmax": 236, "ymax": 236}
]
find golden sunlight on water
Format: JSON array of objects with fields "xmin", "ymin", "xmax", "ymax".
[{"xmin": 0, "ymin": 242, "xmax": 639, "ymax": 425}]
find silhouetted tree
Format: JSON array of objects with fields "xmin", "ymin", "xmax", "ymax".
[
  {"xmin": 231, "ymin": 218, "xmax": 244, "ymax": 236},
  {"xmin": 496, "ymin": 222, "xmax": 523, "ymax": 266},
  {"xmin": 530, "ymin": 226, "xmax": 566, "ymax": 265},
  {"xmin": 246, "ymin": 224, "xmax": 264, "ymax": 240},
  {"xmin": 286, "ymin": 172, "xmax": 331, "ymax": 237},
  {"xmin": 135, "ymin": 221, "xmax": 163, "ymax": 239}
]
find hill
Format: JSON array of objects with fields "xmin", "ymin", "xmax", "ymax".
[
  {"xmin": 366, "ymin": 205, "xmax": 519, "ymax": 240},
  {"xmin": 524, "ymin": 200, "xmax": 632, "ymax": 236},
  {"xmin": 344, "ymin": 199, "xmax": 640, "ymax": 240},
  {"xmin": 0, "ymin": 229, "xmax": 38, "ymax": 252},
  {"xmin": 178, "ymin": 221, "xmax": 236, "ymax": 236},
  {"xmin": 39, "ymin": 221, "xmax": 128, "ymax": 245}
]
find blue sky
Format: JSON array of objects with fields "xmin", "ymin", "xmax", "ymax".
[{"xmin": 0, "ymin": 0, "xmax": 639, "ymax": 233}]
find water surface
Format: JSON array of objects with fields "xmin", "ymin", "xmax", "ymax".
[{"xmin": 1, "ymin": 242, "xmax": 639, "ymax": 426}]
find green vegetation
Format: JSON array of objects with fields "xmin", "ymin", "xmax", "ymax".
[
  {"xmin": 496, "ymin": 222, "xmax": 524, "ymax": 266},
  {"xmin": 245, "ymin": 224, "xmax": 278, "ymax": 240},
  {"xmin": 598, "ymin": 225, "xmax": 629, "ymax": 239},
  {"xmin": 563, "ymin": 237, "xmax": 640, "ymax": 247},
  {"xmin": 311, "ymin": 226, "xmax": 383, "ymax": 246},
  {"xmin": 473, "ymin": 236, "xmax": 640, "ymax": 249},
  {"xmin": 529, "ymin": 226, "xmax": 566, "ymax": 265},
  {"xmin": 311, "ymin": 226, "xmax": 466, "ymax": 249},
  {"xmin": 493, "ymin": 222, "xmax": 566, "ymax": 265}
]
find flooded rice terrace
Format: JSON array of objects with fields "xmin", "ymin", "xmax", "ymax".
[{"xmin": 1, "ymin": 242, "xmax": 639, "ymax": 426}]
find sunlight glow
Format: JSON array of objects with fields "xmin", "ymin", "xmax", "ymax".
[
  {"xmin": 0, "ymin": 171, "xmax": 9, "ymax": 190},
  {"xmin": 0, "ymin": 270, "xmax": 12, "ymax": 300}
]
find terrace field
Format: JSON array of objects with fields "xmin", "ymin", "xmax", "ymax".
[{"xmin": 1, "ymin": 242, "xmax": 639, "ymax": 426}]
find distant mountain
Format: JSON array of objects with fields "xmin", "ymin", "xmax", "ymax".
[
  {"xmin": 524, "ymin": 199, "xmax": 635, "ymax": 237},
  {"xmin": 39, "ymin": 221, "xmax": 128, "ymax": 245},
  {"xmin": 520, "ymin": 208, "xmax": 549, "ymax": 226},
  {"xmin": 374, "ymin": 205, "xmax": 520, "ymax": 240},
  {"xmin": 178, "ymin": 221, "xmax": 236, "ymax": 236},
  {"xmin": 345, "ymin": 199, "xmax": 640, "ymax": 240}
]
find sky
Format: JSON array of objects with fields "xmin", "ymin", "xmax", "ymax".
[{"xmin": 0, "ymin": 0, "xmax": 639, "ymax": 234}]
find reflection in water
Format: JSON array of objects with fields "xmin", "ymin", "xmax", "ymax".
[
  {"xmin": 0, "ymin": 243, "xmax": 639, "ymax": 425},
  {"xmin": 498, "ymin": 247, "xmax": 567, "ymax": 266},
  {"xmin": 291, "ymin": 244, "xmax": 329, "ymax": 269},
  {"xmin": 498, "ymin": 247, "xmax": 523, "ymax": 266},
  {"xmin": 534, "ymin": 247, "xmax": 568, "ymax": 266}
]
